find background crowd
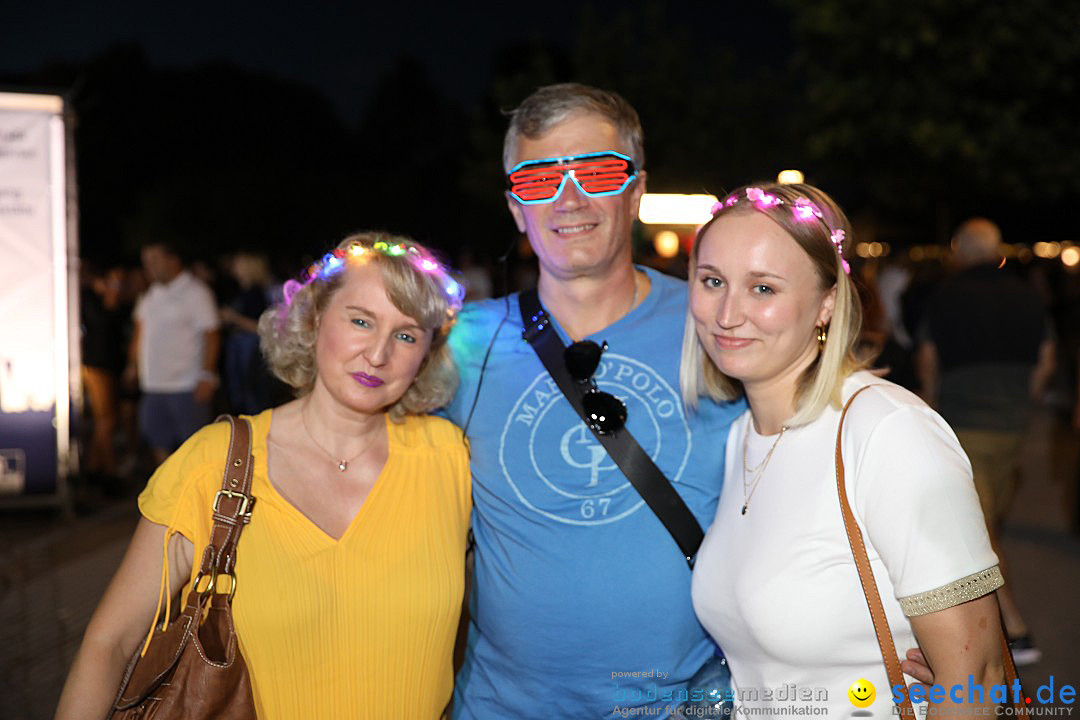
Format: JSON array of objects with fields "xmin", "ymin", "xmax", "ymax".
[{"xmin": 76, "ymin": 229, "xmax": 1080, "ymax": 540}]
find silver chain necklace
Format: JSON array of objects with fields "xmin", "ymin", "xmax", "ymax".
[
  {"xmin": 300, "ymin": 405, "xmax": 377, "ymax": 472},
  {"xmin": 741, "ymin": 424, "xmax": 788, "ymax": 515}
]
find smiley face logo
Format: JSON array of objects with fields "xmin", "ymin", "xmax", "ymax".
[{"xmin": 848, "ymin": 679, "xmax": 876, "ymax": 708}]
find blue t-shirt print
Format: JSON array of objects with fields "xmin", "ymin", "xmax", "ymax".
[{"xmin": 500, "ymin": 349, "xmax": 692, "ymax": 526}]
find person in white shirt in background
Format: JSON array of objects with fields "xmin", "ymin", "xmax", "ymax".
[{"xmin": 124, "ymin": 241, "xmax": 221, "ymax": 466}]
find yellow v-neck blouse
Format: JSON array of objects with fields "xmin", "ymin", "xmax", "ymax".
[{"xmin": 138, "ymin": 409, "xmax": 471, "ymax": 719}]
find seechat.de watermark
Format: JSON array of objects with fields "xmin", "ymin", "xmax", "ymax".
[{"xmin": 890, "ymin": 676, "xmax": 1075, "ymax": 715}]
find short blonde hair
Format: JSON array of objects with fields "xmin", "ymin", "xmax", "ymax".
[
  {"xmin": 680, "ymin": 182, "xmax": 867, "ymax": 427},
  {"xmin": 258, "ymin": 232, "xmax": 460, "ymax": 421}
]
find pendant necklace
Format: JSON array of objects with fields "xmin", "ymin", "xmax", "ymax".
[
  {"xmin": 741, "ymin": 423, "xmax": 787, "ymax": 515},
  {"xmin": 301, "ymin": 405, "xmax": 377, "ymax": 472}
]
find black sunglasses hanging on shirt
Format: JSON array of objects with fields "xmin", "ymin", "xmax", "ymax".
[
  {"xmin": 564, "ymin": 340, "xmax": 627, "ymax": 435},
  {"xmin": 519, "ymin": 288, "xmax": 703, "ymax": 568}
]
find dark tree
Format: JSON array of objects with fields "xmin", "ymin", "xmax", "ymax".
[
  {"xmin": 7, "ymin": 43, "xmax": 358, "ymax": 264},
  {"xmin": 783, "ymin": 0, "xmax": 1080, "ymax": 241},
  {"xmin": 352, "ymin": 57, "xmax": 468, "ymax": 255}
]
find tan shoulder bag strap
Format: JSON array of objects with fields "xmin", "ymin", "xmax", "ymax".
[
  {"xmin": 835, "ymin": 386, "xmax": 1027, "ymax": 716},
  {"xmin": 835, "ymin": 386, "xmax": 916, "ymax": 716},
  {"xmin": 194, "ymin": 415, "xmax": 256, "ymax": 588}
]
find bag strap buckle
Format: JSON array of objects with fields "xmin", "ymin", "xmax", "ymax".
[{"xmin": 213, "ymin": 489, "xmax": 253, "ymax": 518}]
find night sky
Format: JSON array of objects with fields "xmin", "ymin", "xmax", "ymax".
[
  {"xmin": 4, "ymin": 0, "xmax": 786, "ymax": 123},
  {"xmin": 3, "ymin": 0, "xmax": 1075, "ymax": 261}
]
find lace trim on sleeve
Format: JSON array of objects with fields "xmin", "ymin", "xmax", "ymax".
[{"xmin": 898, "ymin": 566, "xmax": 1004, "ymax": 617}]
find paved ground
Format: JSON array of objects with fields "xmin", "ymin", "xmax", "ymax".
[
  {"xmin": 1, "ymin": 411, "xmax": 1077, "ymax": 720},
  {"xmin": 0, "ymin": 500, "xmax": 138, "ymax": 720}
]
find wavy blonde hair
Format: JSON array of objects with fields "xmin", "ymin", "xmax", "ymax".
[
  {"xmin": 258, "ymin": 232, "xmax": 459, "ymax": 421},
  {"xmin": 680, "ymin": 182, "xmax": 867, "ymax": 427}
]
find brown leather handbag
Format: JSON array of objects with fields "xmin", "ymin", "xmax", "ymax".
[
  {"xmin": 835, "ymin": 387, "xmax": 1027, "ymax": 717},
  {"xmin": 110, "ymin": 415, "xmax": 258, "ymax": 719}
]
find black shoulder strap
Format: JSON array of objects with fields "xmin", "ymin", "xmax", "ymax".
[{"xmin": 519, "ymin": 288, "xmax": 703, "ymax": 568}]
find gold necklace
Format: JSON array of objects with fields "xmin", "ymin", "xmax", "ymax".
[
  {"xmin": 741, "ymin": 423, "xmax": 787, "ymax": 515},
  {"xmin": 300, "ymin": 405, "xmax": 378, "ymax": 472}
]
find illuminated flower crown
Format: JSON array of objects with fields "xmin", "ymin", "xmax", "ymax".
[
  {"xmin": 711, "ymin": 187, "xmax": 851, "ymax": 275},
  {"xmin": 281, "ymin": 239, "xmax": 465, "ymax": 317}
]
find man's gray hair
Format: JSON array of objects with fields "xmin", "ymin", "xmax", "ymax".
[{"xmin": 502, "ymin": 83, "xmax": 645, "ymax": 171}]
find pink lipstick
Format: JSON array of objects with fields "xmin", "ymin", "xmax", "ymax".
[
  {"xmin": 352, "ymin": 372, "xmax": 384, "ymax": 387},
  {"xmin": 713, "ymin": 335, "xmax": 754, "ymax": 350}
]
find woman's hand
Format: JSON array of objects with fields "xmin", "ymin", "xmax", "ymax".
[
  {"xmin": 220, "ymin": 306, "xmax": 260, "ymax": 334},
  {"xmin": 901, "ymin": 647, "xmax": 935, "ymax": 685}
]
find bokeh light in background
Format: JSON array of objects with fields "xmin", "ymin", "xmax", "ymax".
[
  {"xmin": 653, "ymin": 230, "xmax": 680, "ymax": 259},
  {"xmin": 904, "ymin": 242, "xmax": 1080, "ymax": 267},
  {"xmin": 777, "ymin": 170, "xmax": 804, "ymax": 184},
  {"xmin": 1033, "ymin": 242, "xmax": 1062, "ymax": 259},
  {"xmin": 855, "ymin": 242, "xmax": 890, "ymax": 258},
  {"xmin": 638, "ymin": 194, "xmax": 718, "ymax": 225}
]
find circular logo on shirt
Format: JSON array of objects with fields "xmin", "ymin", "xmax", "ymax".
[{"xmin": 498, "ymin": 353, "xmax": 691, "ymax": 525}]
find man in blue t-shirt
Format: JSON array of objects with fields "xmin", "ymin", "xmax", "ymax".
[{"xmin": 444, "ymin": 83, "xmax": 743, "ymax": 718}]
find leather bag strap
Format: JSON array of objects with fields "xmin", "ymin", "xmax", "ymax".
[
  {"xmin": 835, "ymin": 386, "xmax": 915, "ymax": 716},
  {"xmin": 197, "ymin": 415, "xmax": 256, "ymax": 580},
  {"xmin": 836, "ymin": 386, "xmax": 1028, "ymax": 715},
  {"xmin": 519, "ymin": 288, "xmax": 703, "ymax": 568}
]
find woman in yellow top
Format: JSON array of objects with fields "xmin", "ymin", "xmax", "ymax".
[{"xmin": 57, "ymin": 232, "xmax": 471, "ymax": 719}]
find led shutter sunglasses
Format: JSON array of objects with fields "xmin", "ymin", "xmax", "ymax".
[
  {"xmin": 507, "ymin": 151, "xmax": 638, "ymax": 205},
  {"xmin": 563, "ymin": 340, "xmax": 627, "ymax": 435}
]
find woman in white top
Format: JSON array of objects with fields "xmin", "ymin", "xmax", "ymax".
[{"xmin": 682, "ymin": 182, "xmax": 1007, "ymax": 718}]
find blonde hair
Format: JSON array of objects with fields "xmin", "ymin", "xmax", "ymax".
[
  {"xmin": 258, "ymin": 232, "xmax": 459, "ymax": 421},
  {"xmin": 680, "ymin": 182, "xmax": 867, "ymax": 427},
  {"xmin": 232, "ymin": 252, "xmax": 272, "ymax": 288}
]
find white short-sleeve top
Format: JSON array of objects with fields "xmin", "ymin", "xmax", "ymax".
[
  {"xmin": 691, "ymin": 371, "xmax": 1001, "ymax": 718},
  {"xmin": 134, "ymin": 270, "xmax": 220, "ymax": 392}
]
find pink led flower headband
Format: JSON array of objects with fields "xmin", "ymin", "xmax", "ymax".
[
  {"xmin": 280, "ymin": 239, "xmax": 466, "ymax": 316},
  {"xmin": 711, "ymin": 187, "xmax": 851, "ymax": 274}
]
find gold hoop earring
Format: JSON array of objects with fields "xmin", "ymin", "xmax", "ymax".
[{"xmin": 816, "ymin": 325, "xmax": 828, "ymax": 349}]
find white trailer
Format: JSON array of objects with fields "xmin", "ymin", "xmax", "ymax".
[{"xmin": 0, "ymin": 90, "xmax": 78, "ymax": 512}]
